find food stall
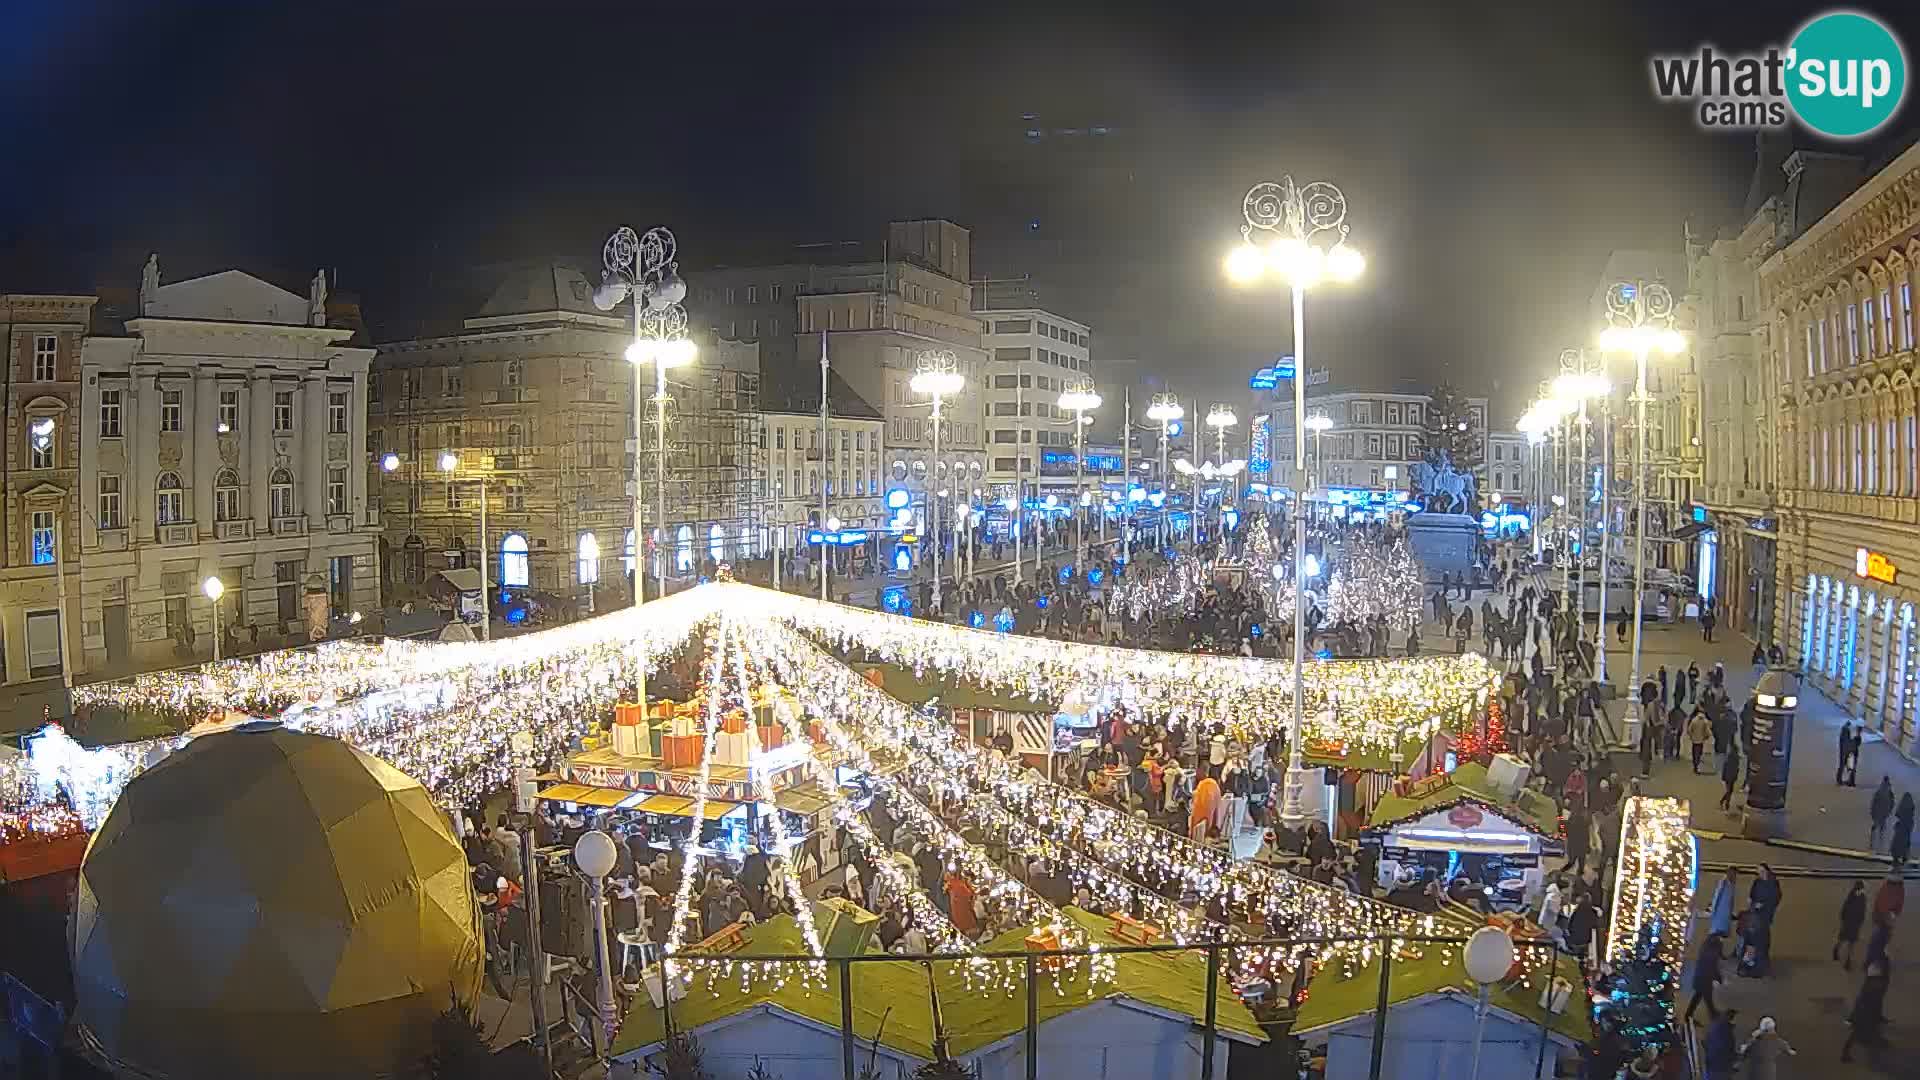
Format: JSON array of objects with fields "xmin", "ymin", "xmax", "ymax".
[
  {"xmin": 534, "ymin": 689, "xmax": 857, "ymax": 878},
  {"xmin": 1359, "ymin": 762, "xmax": 1562, "ymax": 906}
]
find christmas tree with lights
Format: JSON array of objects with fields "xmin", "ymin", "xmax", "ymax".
[
  {"xmin": 1322, "ymin": 533, "xmax": 1423, "ymax": 635},
  {"xmin": 1592, "ymin": 922, "xmax": 1678, "ymax": 1058}
]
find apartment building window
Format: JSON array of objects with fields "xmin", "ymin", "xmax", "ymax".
[
  {"xmin": 775, "ymin": 428, "xmax": 785, "ymax": 450},
  {"xmin": 1806, "ymin": 323, "xmax": 1818, "ymax": 376},
  {"xmin": 445, "ymin": 367, "xmax": 463, "ymax": 397},
  {"xmin": 327, "ymin": 467, "xmax": 349, "ymax": 515},
  {"xmin": 1902, "ymin": 283, "xmax": 1915, "ymax": 350},
  {"xmin": 505, "ymin": 360, "xmax": 524, "ymax": 388},
  {"xmin": 214, "ymin": 470, "xmax": 240, "ymax": 522},
  {"xmin": 725, "ymin": 287, "xmax": 736, "ymax": 303},
  {"xmin": 99, "ymin": 388, "xmax": 123, "ymax": 437},
  {"xmin": 1848, "ymin": 304, "xmax": 1860, "ymax": 363},
  {"xmin": 160, "ymin": 389, "xmax": 182, "ymax": 432},
  {"xmin": 270, "ymin": 468, "xmax": 295, "ymax": 518},
  {"xmin": 219, "ymin": 389, "xmax": 240, "ymax": 432},
  {"xmin": 746, "ymin": 285, "xmax": 758, "ymax": 303},
  {"xmin": 275, "ymin": 560, "xmax": 303, "ymax": 624},
  {"xmin": 328, "ymin": 392, "xmax": 349, "ymax": 434},
  {"xmin": 447, "ymin": 482, "xmax": 463, "ymax": 511},
  {"xmin": 855, "ymin": 431, "xmax": 865, "ymax": 450},
  {"xmin": 770, "ymin": 284, "xmax": 783, "ymax": 302},
  {"xmin": 28, "ymin": 418, "xmax": 53, "ymax": 469},
  {"xmin": 369, "ymin": 376, "xmax": 383, "ymax": 405},
  {"xmin": 1882, "ymin": 288, "xmax": 1897, "ymax": 352},
  {"xmin": 274, "ymin": 391, "xmax": 294, "ymax": 431},
  {"xmin": 446, "ymin": 422, "xmax": 462, "ymax": 448},
  {"xmin": 98, "ymin": 476, "xmax": 123, "ymax": 530},
  {"xmin": 29, "ymin": 511, "xmax": 54, "ymax": 564},
  {"xmin": 790, "ymin": 469, "xmax": 799, "ymax": 494},
  {"xmin": 156, "ymin": 472, "xmax": 185, "ymax": 524},
  {"xmin": 31, "ymin": 335, "xmax": 56, "ymax": 381},
  {"xmin": 404, "ymin": 371, "xmax": 421, "ymax": 399},
  {"xmin": 504, "ymin": 483, "xmax": 525, "ymax": 511}
]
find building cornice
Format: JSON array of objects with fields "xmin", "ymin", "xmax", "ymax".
[
  {"xmin": 123, "ymin": 317, "xmax": 357, "ymax": 344},
  {"xmin": 1760, "ymin": 140, "xmax": 1920, "ymax": 306}
]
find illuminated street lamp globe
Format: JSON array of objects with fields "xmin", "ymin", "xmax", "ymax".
[
  {"xmin": 909, "ymin": 350, "xmax": 965, "ymax": 397},
  {"xmin": 1146, "ymin": 395, "xmax": 1184, "ymax": 424}
]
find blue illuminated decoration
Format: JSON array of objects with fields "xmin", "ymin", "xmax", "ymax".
[
  {"xmin": 893, "ymin": 546, "xmax": 913, "ymax": 572},
  {"xmin": 881, "ymin": 586, "xmax": 910, "ymax": 614},
  {"xmin": 967, "ymin": 610, "xmax": 987, "ymax": 629},
  {"xmin": 1250, "ymin": 622, "xmax": 1263, "ymax": 638},
  {"xmin": 1088, "ymin": 567, "xmax": 1105, "ymax": 586},
  {"xmin": 1037, "ymin": 596, "xmax": 1050, "ymax": 609},
  {"xmin": 504, "ymin": 604, "xmax": 530, "ymax": 625},
  {"xmin": 886, "ymin": 488, "xmax": 911, "ymax": 509},
  {"xmin": 1057, "ymin": 565, "xmax": 1074, "ymax": 585},
  {"xmin": 1167, "ymin": 419, "xmax": 1183, "ymax": 438},
  {"xmin": 1249, "ymin": 414, "xmax": 1272, "ymax": 477},
  {"xmin": 1275, "ymin": 355, "xmax": 1296, "ymax": 378},
  {"xmin": 1249, "ymin": 366, "xmax": 1278, "ymax": 390},
  {"xmin": 993, "ymin": 609, "xmax": 1016, "ymax": 633},
  {"xmin": 1315, "ymin": 647, "xmax": 1332, "ymax": 660},
  {"xmin": 1692, "ymin": 505, "xmax": 1708, "ymax": 523}
]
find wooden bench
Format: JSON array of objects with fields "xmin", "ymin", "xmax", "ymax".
[
  {"xmin": 1108, "ymin": 913, "xmax": 1164, "ymax": 946},
  {"xmin": 692, "ymin": 921, "xmax": 748, "ymax": 954}
]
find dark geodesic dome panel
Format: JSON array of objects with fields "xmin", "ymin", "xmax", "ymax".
[{"xmin": 71, "ymin": 726, "xmax": 483, "ymax": 1080}]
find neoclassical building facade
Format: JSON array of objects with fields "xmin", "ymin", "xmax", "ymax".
[{"xmin": 1761, "ymin": 142, "xmax": 1920, "ymax": 760}]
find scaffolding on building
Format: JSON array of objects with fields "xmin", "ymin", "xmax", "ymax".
[{"xmin": 637, "ymin": 357, "xmax": 765, "ymax": 580}]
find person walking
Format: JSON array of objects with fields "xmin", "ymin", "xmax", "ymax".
[
  {"xmin": 1707, "ymin": 869, "xmax": 1738, "ymax": 940},
  {"xmin": 1702, "ymin": 1009, "xmax": 1739, "ymax": 1080},
  {"xmin": 1719, "ymin": 743, "xmax": 1742, "ymax": 812},
  {"xmin": 1701, "ymin": 606, "xmax": 1716, "ymax": 642},
  {"xmin": 1687, "ymin": 707, "xmax": 1712, "ymax": 774},
  {"xmin": 1637, "ymin": 713, "xmax": 1657, "ymax": 777},
  {"xmin": 1841, "ymin": 956, "xmax": 1891, "ymax": 1064},
  {"xmin": 1892, "ymin": 792, "xmax": 1916, "ymax": 866},
  {"xmin": 1836, "ymin": 722, "xmax": 1856, "ymax": 785},
  {"xmin": 1739, "ymin": 1017, "xmax": 1796, "ymax": 1080},
  {"xmin": 1615, "ymin": 605, "xmax": 1630, "ymax": 644},
  {"xmin": 1869, "ymin": 776, "xmax": 1895, "ymax": 849},
  {"xmin": 1683, "ymin": 932, "xmax": 1725, "ymax": 1023},
  {"xmin": 1833, "ymin": 880, "xmax": 1867, "ymax": 970},
  {"xmin": 1563, "ymin": 804, "xmax": 1592, "ymax": 879}
]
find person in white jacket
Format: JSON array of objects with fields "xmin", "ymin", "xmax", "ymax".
[{"xmin": 1538, "ymin": 877, "xmax": 1564, "ymax": 944}]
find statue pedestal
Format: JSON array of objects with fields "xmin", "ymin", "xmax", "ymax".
[
  {"xmin": 1740, "ymin": 805, "xmax": 1789, "ymax": 840},
  {"xmin": 1404, "ymin": 512, "xmax": 1480, "ymax": 584}
]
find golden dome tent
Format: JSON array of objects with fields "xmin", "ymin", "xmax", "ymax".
[{"xmin": 70, "ymin": 724, "xmax": 484, "ymax": 1080}]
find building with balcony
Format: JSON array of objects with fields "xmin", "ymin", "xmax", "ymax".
[
  {"xmin": 1760, "ymin": 138, "xmax": 1920, "ymax": 758},
  {"xmin": 759, "ymin": 368, "xmax": 885, "ymax": 553},
  {"xmin": 372, "ymin": 263, "xmax": 764, "ymax": 602},
  {"xmin": 1, "ymin": 293, "xmax": 96, "ymax": 689},
  {"xmin": 76, "ymin": 261, "xmax": 378, "ymax": 673}
]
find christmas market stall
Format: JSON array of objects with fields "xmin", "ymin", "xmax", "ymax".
[
  {"xmin": 1359, "ymin": 760, "xmax": 1563, "ymax": 905},
  {"xmin": 1291, "ymin": 937, "xmax": 1589, "ymax": 1080},
  {"xmin": 535, "ymin": 689, "xmax": 859, "ymax": 878},
  {"xmin": 608, "ymin": 908, "xmax": 1264, "ymax": 1080}
]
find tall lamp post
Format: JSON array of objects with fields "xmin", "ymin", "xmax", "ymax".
[
  {"xmin": 594, "ymin": 225, "xmax": 696, "ymax": 614},
  {"xmin": 1058, "ymin": 378, "xmax": 1102, "ymax": 567},
  {"xmin": 1227, "ymin": 176, "xmax": 1364, "ymax": 830},
  {"xmin": 440, "ymin": 451, "xmax": 490, "ymax": 641},
  {"xmin": 1146, "ymin": 394, "xmax": 1183, "ymax": 548},
  {"xmin": 203, "ymin": 575, "xmax": 226, "ymax": 662},
  {"xmin": 911, "ymin": 350, "xmax": 965, "ymax": 614},
  {"xmin": 1552, "ymin": 366, "xmax": 1611, "ymax": 675},
  {"xmin": 1303, "ymin": 413, "xmax": 1334, "ymax": 506},
  {"xmin": 1205, "ymin": 404, "xmax": 1238, "ymax": 527},
  {"xmin": 1599, "ymin": 280, "xmax": 1686, "ymax": 742}
]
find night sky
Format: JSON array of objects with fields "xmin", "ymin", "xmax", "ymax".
[{"xmin": 3, "ymin": 1, "xmax": 1916, "ymax": 421}]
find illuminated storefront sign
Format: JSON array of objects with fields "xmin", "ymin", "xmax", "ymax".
[{"xmin": 1856, "ymin": 547, "xmax": 1898, "ymax": 584}]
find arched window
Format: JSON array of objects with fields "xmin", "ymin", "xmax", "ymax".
[
  {"xmin": 708, "ymin": 523, "xmax": 725, "ymax": 562},
  {"xmin": 500, "ymin": 532, "xmax": 530, "ymax": 587},
  {"xmin": 676, "ymin": 524, "xmax": 693, "ymax": 572},
  {"xmin": 578, "ymin": 532, "xmax": 600, "ymax": 585},
  {"xmin": 214, "ymin": 469, "xmax": 241, "ymax": 522},
  {"xmin": 156, "ymin": 471, "xmax": 185, "ymax": 524},
  {"xmin": 270, "ymin": 467, "xmax": 295, "ymax": 519},
  {"xmin": 505, "ymin": 423, "xmax": 524, "ymax": 449},
  {"xmin": 624, "ymin": 527, "xmax": 636, "ymax": 576},
  {"xmin": 504, "ymin": 360, "xmax": 524, "ymax": 388}
]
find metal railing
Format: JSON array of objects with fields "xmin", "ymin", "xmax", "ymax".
[{"xmin": 621, "ymin": 933, "xmax": 1577, "ymax": 1080}]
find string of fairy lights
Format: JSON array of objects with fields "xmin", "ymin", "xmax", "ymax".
[
  {"xmin": 1604, "ymin": 796, "xmax": 1698, "ymax": 974},
  {"xmin": 742, "ymin": 584, "xmax": 1497, "ymax": 754}
]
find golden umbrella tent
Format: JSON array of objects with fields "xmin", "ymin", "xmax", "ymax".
[{"xmin": 70, "ymin": 724, "xmax": 484, "ymax": 1080}]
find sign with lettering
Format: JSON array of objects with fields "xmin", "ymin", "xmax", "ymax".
[
  {"xmin": 1856, "ymin": 547, "xmax": 1898, "ymax": 584},
  {"xmin": 1446, "ymin": 804, "xmax": 1485, "ymax": 830}
]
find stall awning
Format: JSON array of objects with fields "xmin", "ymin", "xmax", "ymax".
[
  {"xmin": 634, "ymin": 794, "xmax": 740, "ymax": 821},
  {"xmin": 535, "ymin": 783, "xmax": 598, "ymax": 804},
  {"xmin": 773, "ymin": 785, "xmax": 834, "ymax": 817}
]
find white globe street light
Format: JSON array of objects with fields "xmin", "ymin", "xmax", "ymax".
[
  {"xmin": 1146, "ymin": 395, "xmax": 1184, "ymax": 548},
  {"xmin": 573, "ymin": 829, "xmax": 620, "ymax": 1048},
  {"xmin": 911, "ymin": 350, "xmax": 966, "ymax": 613},
  {"xmin": 380, "ymin": 452, "xmax": 400, "ymax": 473},
  {"xmin": 1463, "ymin": 926, "xmax": 1517, "ymax": 1080},
  {"xmin": 203, "ymin": 575, "xmax": 226, "ymax": 662},
  {"xmin": 1058, "ymin": 379, "xmax": 1102, "ymax": 564}
]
